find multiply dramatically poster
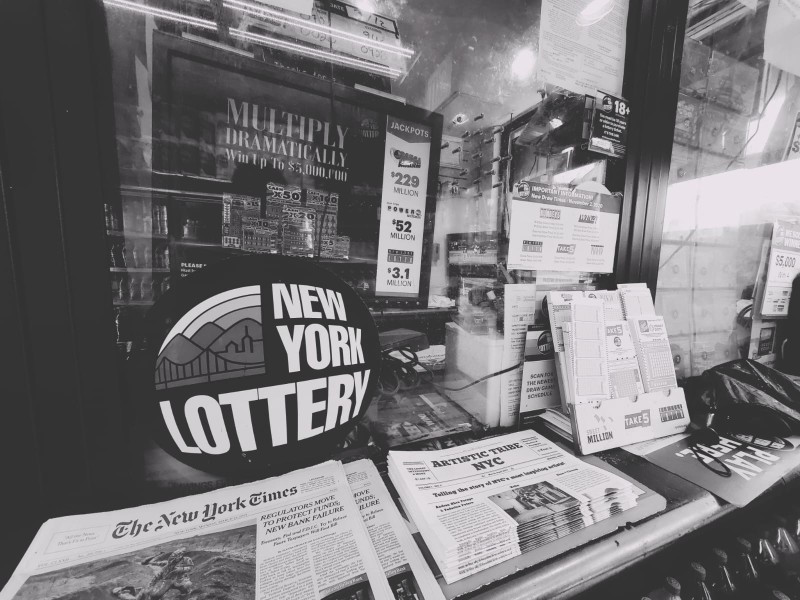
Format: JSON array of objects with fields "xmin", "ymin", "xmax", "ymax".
[{"xmin": 140, "ymin": 32, "xmax": 439, "ymax": 493}]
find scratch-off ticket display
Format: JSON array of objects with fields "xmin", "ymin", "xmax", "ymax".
[
  {"xmin": 281, "ymin": 205, "xmax": 316, "ymax": 258},
  {"xmin": 306, "ymin": 188, "xmax": 339, "ymax": 241},
  {"xmin": 222, "ymin": 194, "xmax": 261, "ymax": 249}
]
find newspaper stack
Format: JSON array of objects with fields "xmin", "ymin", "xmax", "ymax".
[
  {"xmin": 388, "ymin": 430, "xmax": 641, "ymax": 584},
  {"xmin": 1, "ymin": 460, "xmax": 445, "ymax": 600}
]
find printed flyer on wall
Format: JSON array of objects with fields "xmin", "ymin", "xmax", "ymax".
[
  {"xmin": 507, "ymin": 181, "xmax": 621, "ymax": 273},
  {"xmin": 375, "ymin": 115, "xmax": 431, "ymax": 298},
  {"xmin": 762, "ymin": 220, "xmax": 800, "ymax": 317}
]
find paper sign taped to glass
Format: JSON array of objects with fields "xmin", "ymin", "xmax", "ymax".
[{"xmin": 507, "ymin": 181, "xmax": 621, "ymax": 273}]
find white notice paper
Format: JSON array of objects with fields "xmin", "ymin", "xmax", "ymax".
[
  {"xmin": 764, "ymin": 0, "xmax": 800, "ymax": 79},
  {"xmin": 508, "ymin": 181, "xmax": 621, "ymax": 273},
  {"xmin": 536, "ymin": 0, "xmax": 629, "ymax": 97}
]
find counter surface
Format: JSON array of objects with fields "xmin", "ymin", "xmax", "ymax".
[{"xmin": 466, "ymin": 448, "xmax": 733, "ymax": 600}]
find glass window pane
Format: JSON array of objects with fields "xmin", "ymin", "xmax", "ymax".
[
  {"xmin": 101, "ymin": 0, "xmax": 633, "ymax": 491},
  {"xmin": 656, "ymin": 0, "xmax": 800, "ymax": 379}
]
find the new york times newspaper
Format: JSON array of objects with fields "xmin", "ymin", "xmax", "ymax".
[
  {"xmin": 1, "ymin": 461, "xmax": 395, "ymax": 600},
  {"xmin": 388, "ymin": 431, "xmax": 640, "ymax": 583},
  {"xmin": 344, "ymin": 460, "xmax": 445, "ymax": 600}
]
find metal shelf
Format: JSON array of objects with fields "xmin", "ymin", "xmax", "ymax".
[
  {"xmin": 106, "ymin": 230, "xmax": 168, "ymax": 240},
  {"xmin": 112, "ymin": 300, "xmax": 155, "ymax": 307},
  {"xmin": 109, "ymin": 267, "xmax": 170, "ymax": 273}
]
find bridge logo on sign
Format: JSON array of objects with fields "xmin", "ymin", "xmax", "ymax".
[{"xmin": 156, "ymin": 286, "xmax": 265, "ymax": 389}]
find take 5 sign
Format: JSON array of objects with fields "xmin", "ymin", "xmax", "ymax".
[{"xmin": 139, "ymin": 255, "xmax": 380, "ymax": 476}]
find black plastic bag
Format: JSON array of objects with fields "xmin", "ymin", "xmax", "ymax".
[{"xmin": 702, "ymin": 359, "xmax": 800, "ymax": 437}]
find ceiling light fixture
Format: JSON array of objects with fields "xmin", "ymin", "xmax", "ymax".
[
  {"xmin": 224, "ymin": 0, "xmax": 413, "ymax": 58},
  {"xmin": 230, "ymin": 28, "xmax": 401, "ymax": 77},
  {"xmin": 104, "ymin": 0, "xmax": 217, "ymax": 30}
]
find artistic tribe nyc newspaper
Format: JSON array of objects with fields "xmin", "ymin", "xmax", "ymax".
[{"xmin": 388, "ymin": 431, "xmax": 641, "ymax": 583}]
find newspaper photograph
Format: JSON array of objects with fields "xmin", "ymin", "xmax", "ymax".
[
  {"xmin": 1, "ymin": 461, "xmax": 393, "ymax": 600},
  {"xmin": 345, "ymin": 460, "xmax": 445, "ymax": 600},
  {"xmin": 388, "ymin": 431, "xmax": 639, "ymax": 583}
]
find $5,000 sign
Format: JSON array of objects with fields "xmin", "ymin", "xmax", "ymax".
[
  {"xmin": 376, "ymin": 116, "xmax": 432, "ymax": 297},
  {"xmin": 507, "ymin": 181, "xmax": 621, "ymax": 273},
  {"xmin": 762, "ymin": 220, "xmax": 800, "ymax": 317}
]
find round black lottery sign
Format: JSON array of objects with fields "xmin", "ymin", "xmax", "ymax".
[{"xmin": 138, "ymin": 255, "xmax": 380, "ymax": 476}]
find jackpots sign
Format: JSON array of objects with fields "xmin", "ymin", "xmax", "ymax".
[{"xmin": 139, "ymin": 255, "xmax": 380, "ymax": 475}]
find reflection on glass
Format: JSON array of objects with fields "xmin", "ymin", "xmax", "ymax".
[{"xmin": 656, "ymin": 0, "xmax": 800, "ymax": 379}]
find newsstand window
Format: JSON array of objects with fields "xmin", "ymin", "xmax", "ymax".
[
  {"xmin": 655, "ymin": 0, "xmax": 800, "ymax": 379},
  {"xmin": 101, "ymin": 0, "xmax": 633, "ymax": 493}
]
